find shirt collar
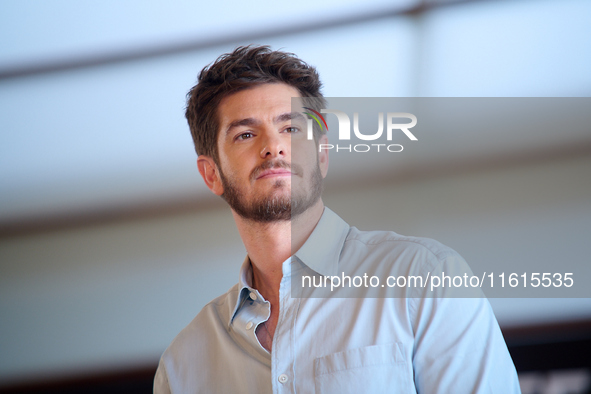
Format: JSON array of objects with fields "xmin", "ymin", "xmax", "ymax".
[
  {"xmin": 238, "ymin": 255, "xmax": 253, "ymax": 291},
  {"xmin": 229, "ymin": 256, "xmax": 255, "ymax": 325},
  {"xmin": 294, "ymin": 207, "xmax": 350, "ymax": 277},
  {"xmin": 229, "ymin": 207, "xmax": 350, "ymax": 323}
]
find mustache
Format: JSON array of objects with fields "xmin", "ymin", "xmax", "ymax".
[{"xmin": 250, "ymin": 160, "xmax": 303, "ymax": 181}]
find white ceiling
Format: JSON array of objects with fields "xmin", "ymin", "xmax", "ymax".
[{"xmin": 0, "ymin": 0, "xmax": 418, "ymax": 68}]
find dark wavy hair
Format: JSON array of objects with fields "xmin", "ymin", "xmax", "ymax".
[{"xmin": 185, "ymin": 45, "xmax": 326, "ymax": 163}]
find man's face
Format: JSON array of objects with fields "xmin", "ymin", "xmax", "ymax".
[{"xmin": 202, "ymin": 83, "xmax": 328, "ymax": 222}]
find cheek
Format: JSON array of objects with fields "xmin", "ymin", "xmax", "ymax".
[{"xmin": 292, "ymin": 139, "xmax": 319, "ymax": 161}]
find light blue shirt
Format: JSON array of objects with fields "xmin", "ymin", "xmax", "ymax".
[{"xmin": 154, "ymin": 208, "xmax": 520, "ymax": 393}]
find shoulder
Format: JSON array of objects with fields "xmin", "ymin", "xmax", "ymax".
[
  {"xmin": 339, "ymin": 226, "xmax": 478, "ymax": 299},
  {"xmin": 155, "ymin": 284, "xmax": 241, "ymax": 392},
  {"xmin": 161, "ymin": 283, "xmax": 240, "ymax": 361},
  {"xmin": 343, "ymin": 227, "xmax": 463, "ymax": 271}
]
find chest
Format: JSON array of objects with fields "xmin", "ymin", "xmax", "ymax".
[{"xmin": 273, "ymin": 297, "xmax": 417, "ymax": 393}]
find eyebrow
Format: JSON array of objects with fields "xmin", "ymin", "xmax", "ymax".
[
  {"xmin": 225, "ymin": 118, "xmax": 258, "ymax": 135},
  {"xmin": 224, "ymin": 112, "xmax": 306, "ymax": 136},
  {"xmin": 275, "ymin": 111, "xmax": 306, "ymax": 123}
]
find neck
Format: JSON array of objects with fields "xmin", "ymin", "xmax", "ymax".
[{"xmin": 233, "ymin": 199, "xmax": 324, "ymax": 300}]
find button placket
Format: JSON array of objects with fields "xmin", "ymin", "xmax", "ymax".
[{"xmin": 271, "ymin": 258, "xmax": 297, "ymax": 392}]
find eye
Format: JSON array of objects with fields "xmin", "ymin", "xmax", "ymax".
[
  {"xmin": 284, "ymin": 126, "xmax": 300, "ymax": 134},
  {"xmin": 236, "ymin": 132, "xmax": 254, "ymax": 141}
]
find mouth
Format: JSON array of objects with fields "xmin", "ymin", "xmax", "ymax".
[
  {"xmin": 256, "ymin": 169, "xmax": 293, "ymax": 180},
  {"xmin": 252, "ymin": 160, "xmax": 299, "ymax": 181}
]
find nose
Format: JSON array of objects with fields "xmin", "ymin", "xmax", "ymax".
[{"xmin": 259, "ymin": 132, "xmax": 286, "ymax": 159}]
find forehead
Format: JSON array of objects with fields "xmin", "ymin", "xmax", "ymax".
[{"xmin": 216, "ymin": 83, "xmax": 303, "ymax": 127}]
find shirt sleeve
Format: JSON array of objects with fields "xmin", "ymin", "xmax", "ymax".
[
  {"xmin": 409, "ymin": 252, "xmax": 521, "ymax": 393},
  {"xmin": 153, "ymin": 357, "xmax": 172, "ymax": 394}
]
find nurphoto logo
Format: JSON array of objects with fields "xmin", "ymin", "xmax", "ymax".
[{"xmin": 305, "ymin": 109, "xmax": 418, "ymax": 153}]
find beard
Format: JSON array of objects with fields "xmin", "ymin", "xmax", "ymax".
[{"xmin": 218, "ymin": 159, "xmax": 323, "ymax": 223}]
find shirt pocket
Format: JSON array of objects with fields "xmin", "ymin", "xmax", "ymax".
[{"xmin": 313, "ymin": 342, "xmax": 415, "ymax": 394}]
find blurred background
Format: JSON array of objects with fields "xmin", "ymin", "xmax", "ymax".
[{"xmin": 1, "ymin": 0, "xmax": 590, "ymax": 392}]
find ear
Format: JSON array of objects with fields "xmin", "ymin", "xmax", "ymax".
[
  {"xmin": 197, "ymin": 156, "xmax": 224, "ymax": 196},
  {"xmin": 318, "ymin": 134, "xmax": 329, "ymax": 178}
]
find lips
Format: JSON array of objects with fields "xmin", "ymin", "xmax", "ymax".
[
  {"xmin": 256, "ymin": 169, "xmax": 292, "ymax": 180},
  {"xmin": 251, "ymin": 160, "xmax": 293, "ymax": 180}
]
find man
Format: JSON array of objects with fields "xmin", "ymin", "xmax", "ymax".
[{"xmin": 154, "ymin": 45, "xmax": 521, "ymax": 393}]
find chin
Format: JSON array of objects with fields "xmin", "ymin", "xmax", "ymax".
[{"xmin": 271, "ymin": 178, "xmax": 290, "ymax": 188}]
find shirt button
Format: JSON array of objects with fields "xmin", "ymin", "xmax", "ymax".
[
  {"xmin": 278, "ymin": 374, "xmax": 289, "ymax": 384},
  {"xmin": 246, "ymin": 322, "xmax": 253, "ymax": 330},
  {"xmin": 249, "ymin": 292, "xmax": 257, "ymax": 301}
]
